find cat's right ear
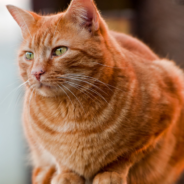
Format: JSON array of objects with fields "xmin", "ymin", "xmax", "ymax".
[
  {"xmin": 65, "ymin": 0, "xmax": 99, "ymax": 33},
  {"xmin": 6, "ymin": 5, "xmax": 36, "ymax": 38}
]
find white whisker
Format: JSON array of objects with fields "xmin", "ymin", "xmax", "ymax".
[
  {"xmin": 14, "ymin": 90, "xmax": 24, "ymax": 108},
  {"xmin": 4, "ymin": 79, "xmax": 22, "ymax": 88},
  {"xmin": 66, "ymin": 73, "xmax": 124, "ymax": 92},
  {"xmin": 65, "ymin": 81, "xmax": 97, "ymax": 102},
  {"xmin": 58, "ymin": 85, "xmax": 74, "ymax": 108},
  {"xmin": 67, "ymin": 73, "xmax": 113, "ymax": 91},
  {"xmin": 62, "ymin": 84, "xmax": 85, "ymax": 112},
  {"xmin": 1, "ymin": 80, "xmax": 29, "ymax": 105},
  {"xmin": 65, "ymin": 81, "xmax": 108, "ymax": 103},
  {"xmin": 58, "ymin": 76, "xmax": 108, "ymax": 95}
]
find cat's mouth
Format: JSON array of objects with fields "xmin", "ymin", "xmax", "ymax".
[{"xmin": 34, "ymin": 82, "xmax": 59, "ymax": 97}]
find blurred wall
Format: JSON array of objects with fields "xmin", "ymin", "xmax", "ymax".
[
  {"xmin": 0, "ymin": 0, "xmax": 32, "ymax": 184},
  {"xmin": 132, "ymin": 0, "xmax": 184, "ymax": 68},
  {"xmin": 32, "ymin": 0, "xmax": 131, "ymax": 14}
]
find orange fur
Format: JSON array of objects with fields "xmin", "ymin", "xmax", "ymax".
[{"xmin": 6, "ymin": 1, "xmax": 184, "ymax": 184}]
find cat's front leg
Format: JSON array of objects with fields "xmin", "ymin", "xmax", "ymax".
[
  {"xmin": 92, "ymin": 158, "xmax": 131, "ymax": 184},
  {"xmin": 93, "ymin": 172, "xmax": 126, "ymax": 184},
  {"xmin": 32, "ymin": 166, "xmax": 56, "ymax": 184},
  {"xmin": 51, "ymin": 172, "xmax": 85, "ymax": 184}
]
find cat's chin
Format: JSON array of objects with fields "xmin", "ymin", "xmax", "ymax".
[{"xmin": 36, "ymin": 84, "xmax": 61, "ymax": 97}]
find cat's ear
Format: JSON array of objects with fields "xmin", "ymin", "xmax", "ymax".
[
  {"xmin": 6, "ymin": 5, "xmax": 36, "ymax": 38},
  {"xmin": 65, "ymin": 0, "xmax": 99, "ymax": 32}
]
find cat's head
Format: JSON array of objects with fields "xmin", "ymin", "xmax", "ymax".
[{"xmin": 7, "ymin": 0, "xmax": 110, "ymax": 97}]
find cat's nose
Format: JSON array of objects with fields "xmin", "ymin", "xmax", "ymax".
[{"xmin": 31, "ymin": 69, "xmax": 45, "ymax": 81}]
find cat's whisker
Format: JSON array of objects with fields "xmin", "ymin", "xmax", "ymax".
[
  {"xmin": 1, "ymin": 80, "xmax": 29, "ymax": 105},
  {"xmin": 73, "ymin": 74, "xmax": 123, "ymax": 92},
  {"xmin": 58, "ymin": 85, "xmax": 74, "ymax": 108},
  {"xmin": 62, "ymin": 84, "xmax": 85, "ymax": 112},
  {"xmin": 65, "ymin": 81, "xmax": 108, "ymax": 104},
  {"xmin": 4, "ymin": 79, "xmax": 22, "ymax": 88},
  {"xmin": 57, "ymin": 76, "xmax": 108, "ymax": 103},
  {"xmin": 56, "ymin": 75, "xmax": 109, "ymax": 103},
  {"xmin": 64, "ymin": 81, "xmax": 97, "ymax": 102},
  {"xmin": 58, "ymin": 85, "xmax": 77, "ymax": 123},
  {"xmin": 60, "ymin": 73, "xmax": 123, "ymax": 92},
  {"xmin": 14, "ymin": 90, "xmax": 24, "ymax": 108},
  {"xmin": 66, "ymin": 73, "xmax": 113, "ymax": 91},
  {"xmin": 52, "ymin": 86, "xmax": 63, "ymax": 114},
  {"xmin": 57, "ymin": 76, "xmax": 108, "ymax": 96},
  {"xmin": 5, "ymin": 89, "xmax": 22, "ymax": 115}
]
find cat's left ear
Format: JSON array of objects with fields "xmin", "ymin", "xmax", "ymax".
[
  {"xmin": 6, "ymin": 5, "xmax": 36, "ymax": 38},
  {"xmin": 65, "ymin": 0, "xmax": 99, "ymax": 33}
]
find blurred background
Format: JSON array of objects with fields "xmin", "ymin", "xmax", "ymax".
[{"xmin": 0, "ymin": 0, "xmax": 184, "ymax": 183}]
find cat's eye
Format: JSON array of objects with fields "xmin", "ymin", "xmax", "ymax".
[
  {"xmin": 52, "ymin": 47, "xmax": 68, "ymax": 57},
  {"xmin": 25, "ymin": 52, "xmax": 34, "ymax": 60}
]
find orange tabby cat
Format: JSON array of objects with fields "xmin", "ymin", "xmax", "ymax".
[{"xmin": 7, "ymin": 0, "xmax": 184, "ymax": 184}]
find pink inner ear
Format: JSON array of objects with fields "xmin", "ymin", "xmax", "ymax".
[
  {"xmin": 84, "ymin": 1, "xmax": 94, "ymax": 19},
  {"xmin": 82, "ymin": 7, "xmax": 93, "ymax": 31},
  {"xmin": 67, "ymin": 0, "xmax": 99, "ymax": 31},
  {"xmin": 85, "ymin": 5, "xmax": 99, "ymax": 32}
]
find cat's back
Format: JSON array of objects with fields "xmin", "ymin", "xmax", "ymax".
[{"xmin": 110, "ymin": 31, "xmax": 158, "ymax": 61}]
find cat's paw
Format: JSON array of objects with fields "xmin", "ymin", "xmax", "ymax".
[
  {"xmin": 51, "ymin": 172, "xmax": 85, "ymax": 184},
  {"xmin": 32, "ymin": 166, "xmax": 56, "ymax": 184},
  {"xmin": 93, "ymin": 172, "xmax": 125, "ymax": 184}
]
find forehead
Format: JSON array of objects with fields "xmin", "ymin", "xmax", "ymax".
[
  {"xmin": 22, "ymin": 14, "xmax": 90, "ymax": 51},
  {"xmin": 28, "ymin": 16, "xmax": 62, "ymax": 48},
  {"xmin": 29, "ymin": 27, "xmax": 53, "ymax": 49}
]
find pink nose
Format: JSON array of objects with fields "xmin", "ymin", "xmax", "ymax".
[{"xmin": 31, "ymin": 70, "xmax": 45, "ymax": 81}]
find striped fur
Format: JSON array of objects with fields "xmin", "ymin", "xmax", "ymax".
[{"xmin": 7, "ymin": 0, "xmax": 184, "ymax": 184}]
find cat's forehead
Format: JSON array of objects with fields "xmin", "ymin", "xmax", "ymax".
[
  {"xmin": 38, "ymin": 14, "xmax": 63, "ymax": 28},
  {"xmin": 29, "ymin": 28, "xmax": 53, "ymax": 49},
  {"xmin": 25, "ymin": 15, "xmax": 70, "ymax": 49},
  {"xmin": 34, "ymin": 14, "xmax": 63, "ymax": 37},
  {"xmin": 25, "ymin": 31, "xmax": 70, "ymax": 52},
  {"xmin": 21, "ymin": 13, "xmax": 90, "ymax": 50}
]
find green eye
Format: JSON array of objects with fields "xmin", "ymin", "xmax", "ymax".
[
  {"xmin": 25, "ymin": 52, "xmax": 34, "ymax": 60},
  {"xmin": 53, "ymin": 47, "xmax": 67, "ymax": 56}
]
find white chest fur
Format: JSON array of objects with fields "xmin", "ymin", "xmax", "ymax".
[{"xmin": 30, "ymin": 118, "xmax": 114, "ymax": 179}]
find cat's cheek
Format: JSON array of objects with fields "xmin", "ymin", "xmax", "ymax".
[{"xmin": 18, "ymin": 64, "xmax": 30, "ymax": 82}]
